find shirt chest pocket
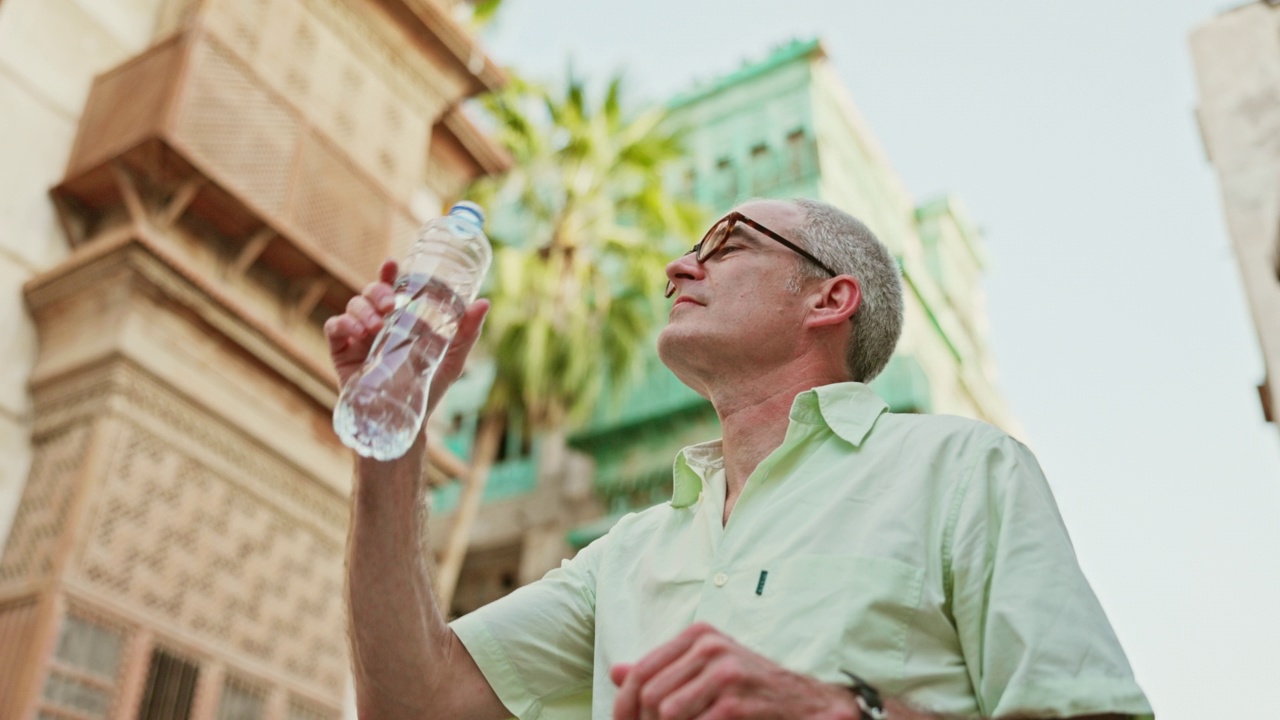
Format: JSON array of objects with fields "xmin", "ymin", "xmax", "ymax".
[{"xmin": 741, "ymin": 555, "xmax": 924, "ymax": 682}]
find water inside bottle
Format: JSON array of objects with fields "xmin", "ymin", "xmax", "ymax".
[
  {"xmin": 333, "ymin": 273, "xmax": 468, "ymax": 460},
  {"xmin": 373, "ymin": 273, "xmax": 467, "ymax": 379},
  {"xmin": 394, "ymin": 273, "xmax": 467, "ymax": 334}
]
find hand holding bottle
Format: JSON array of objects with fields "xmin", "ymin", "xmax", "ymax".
[
  {"xmin": 324, "ymin": 258, "xmax": 489, "ymax": 452},
  {"xmin": 327, "ymin": 203, "xmax": 494, "ymax": 460},
  {"xmin": 326, "ymin": 259, "xmax": 399, "ymax": 389}
]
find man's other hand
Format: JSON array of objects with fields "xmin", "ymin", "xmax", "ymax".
[
  {"xmin": 610, "ymin": 622, "xmax": 859, "ymax": 720},
  {"xmin": 323, "ymin": 259, "xmax": 489, "ymax": 406}
]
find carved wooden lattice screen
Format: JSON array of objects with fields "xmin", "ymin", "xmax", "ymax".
[
  {"xmin": 154, "ymin": 0, "xmax": 436, "ymax": 209},
  {"xmin": 156, "ymin": 0, "xmax": 207, "ymax": 38},
  {"xmin": 193, "ymin": 0, "xmax": 436, "ymax": 200},
  {"xmin": 0, "ymin": 366, "xmax": 348, "ymax": 720},
  {"xmin": 2, "ymin": 0, "xmax": 503, "ymax": 716},
  {"xmin": 176, "ymin": 38, "xmax": 300, "ymax": 220},
  {"xmin": 77, "ymin": 417, "xmax": 348, "ymax": 695},
  {"xmin": 171, "ymin": 30, "xmax": 410, "ymax": 279},
  {"xmin": 0, "ymin": 426, "xmax": 92, "ymax": 595},
  {"xmin": 62, "ymin": 28, "xmax": 417, "ymax": 283}
]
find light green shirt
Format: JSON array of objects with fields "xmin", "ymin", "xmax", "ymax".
[{"xmin": 452, "ymin": 382, "xmax": 1153, "ymax": 719}]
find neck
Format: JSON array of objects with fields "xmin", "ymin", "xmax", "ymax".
[{"xmin": 706, "ymin": 357, "xmax": 847, "ymax": 521}]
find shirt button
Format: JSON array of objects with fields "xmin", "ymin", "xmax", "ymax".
[{"xmin": 713, "ymin": 572, "xmax": 729, "ymax": 587}]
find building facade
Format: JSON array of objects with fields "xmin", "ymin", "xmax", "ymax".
[
  {"xmin": 568, "ymin": 39, "xmax": 1018, "ymax": 536},
  {"xmin": 0, "ymin": 1, "xmax": 507, "ymax": 718},
  {"xmin": 1190, "ymin": 0, "xmax": 1280, "ymax": 430}
]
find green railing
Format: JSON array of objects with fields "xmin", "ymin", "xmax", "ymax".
[{"xmin": 431, "ymin": 455, "xmax": 539, "ymax": 514}]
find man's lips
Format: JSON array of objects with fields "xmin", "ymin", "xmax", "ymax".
[{"xmin": 672, "ymin": 296, "xmax": 704, "ymax": 307}]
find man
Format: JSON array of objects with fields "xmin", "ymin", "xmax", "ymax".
[{"xmin": 325, "ymin": 198, "xmax": 1153, "ymax": 719}]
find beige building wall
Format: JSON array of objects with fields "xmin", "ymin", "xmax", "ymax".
[
  {"xmin": 0, "ymin": 0, "xmax": 511, "ymax": 717},
  {"xmin": 1190, "ymin": 0, "xmax": 1280, "ymax": 429},
  {"xmin": 0, "ymin": 0, "xmax": 168, "ymax": 548}
]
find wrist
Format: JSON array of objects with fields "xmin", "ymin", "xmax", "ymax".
[
  {"xmin": 354, "ymin": 433, "xmax": 431, "ymax": 506},
  {"xmin": 824, "ymin": 683, "xmax": 862, "ymax": 720},
  {"xmin": 839, "ymin": 671, "xmax": 887, "ymax": 720}
]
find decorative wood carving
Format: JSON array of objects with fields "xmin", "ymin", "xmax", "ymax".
[{"xmin": 4, "ymin": 0, "xmax": 508, "ymax": 715}]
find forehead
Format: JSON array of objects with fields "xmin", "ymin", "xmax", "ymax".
[{"xmin": 729, "ymin": 200, "xmax": 805, "ymax": 238}]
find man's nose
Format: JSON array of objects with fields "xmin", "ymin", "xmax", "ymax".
[{"xmin": 665, "ymin": 253, "xmax": 705, "ymax": 295}]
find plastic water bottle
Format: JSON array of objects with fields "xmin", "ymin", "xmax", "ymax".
[{"xmin": 333, "ymin": 202, "xmax": 492, "ymax": 460}]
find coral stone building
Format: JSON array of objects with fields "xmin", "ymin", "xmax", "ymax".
[{"xmin": 0, "ymin": 1, "xmax": 507, "ymax": 718}]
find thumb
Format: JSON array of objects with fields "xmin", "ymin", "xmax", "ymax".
[
  {"xmin": 426, "ymin": 299, "xmax": 491, "ymax": 410},
  {"xmin": 443, "ymin": 299, "xmax": 490, "ymax": 369}
]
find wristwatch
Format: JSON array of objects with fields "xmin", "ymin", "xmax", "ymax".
[{"xmin": 840, "ymin": 671, "xmax": 887, "ymax": 720}]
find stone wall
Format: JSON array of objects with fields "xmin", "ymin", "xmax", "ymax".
[
  {"xmin": 0, "ymin": 0, "xmax": 167, "ymax": 548},
  {"xmin": 1191, "ymin": 2, "xmax": 1280, "ymax": 426}
]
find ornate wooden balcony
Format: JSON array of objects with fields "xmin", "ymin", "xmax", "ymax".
[
  {"xmin": 0, "ymin": 2, "xmax": 511, "ymax": 719},
  {"xmin": 52, "ymin": 27, "xmax": 420, "ymax": 315}
]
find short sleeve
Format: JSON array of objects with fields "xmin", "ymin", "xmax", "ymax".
[
  {"xmin": 946, "ymin": 435, "xmax": 1154, "ymax": 719},
  {"xmin": 450, "ymin": 534, "xmax": 604, "ymax": 720}
]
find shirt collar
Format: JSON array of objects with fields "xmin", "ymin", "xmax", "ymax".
[
  {"xmin": 789, "ymin": 382, "xmax": 889, "ymax": 447},
  {"xmin": 669, "ymin": 383, "xmax": 888, "ymax": 508},
  {"xmin": 671, "ymin": 440, "xmax": 722, "ymax": 508}
]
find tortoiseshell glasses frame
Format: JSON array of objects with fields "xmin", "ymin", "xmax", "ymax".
[{"xmin": 664, "ymin": 211, "xmax": 839, "ymax": 298}]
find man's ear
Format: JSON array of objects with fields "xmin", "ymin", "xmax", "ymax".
[{"xmin": 805, "ymin": 275, "xmax": 861, "ymax": 329}]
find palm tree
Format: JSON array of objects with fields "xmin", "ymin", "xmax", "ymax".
[
  {"xmin": 435, "ymin": 72, "xmax": 704, "ymax": 605},
  {"xmin": 468, "ymin": 0, "xmax": 503, "ymax": 26}
]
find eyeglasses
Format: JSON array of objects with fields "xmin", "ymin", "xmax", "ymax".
[{"xmin": 664, "ymin": 211, "xmax": 839, "ymax": 298}]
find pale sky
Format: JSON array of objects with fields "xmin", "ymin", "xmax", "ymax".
[{"xmin": 481, "ymin": 1, "xmax": 1280, "ymax": 717}]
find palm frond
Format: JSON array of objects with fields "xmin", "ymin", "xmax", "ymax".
[{"xmin": 465, "ymin": 69, "xmax": 707, "ymax": 430}]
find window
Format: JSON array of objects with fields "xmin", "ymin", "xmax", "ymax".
[
  {"xmin": 749, "ymin": 143, "xmax": 779, "ymax": 195},
  {"xmin": 136, "ymin": 649, "xmax": 199, "ymax": 720},
  {"xmin": 39, "ymin": 615, "xmax": 125, "ymax": 720},
  {"xmin": 216, "ymin": 676, "xmax": 267, "ymax": 720},
  {"xmin": 682, "ymin": 168, "xmax": 697, "ymax": 199},
  {"xmin": 786, "ymin": 129, "xmax": 817, "ymax": 181},
  {"xmin": 712, "ymin": 157, "xmax": 738, "ymax": 208},
  {"xmin": 288, "ymin": 699, "xmax": 336, "ymax": 720}
]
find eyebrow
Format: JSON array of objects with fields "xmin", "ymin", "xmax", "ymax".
[{"xmin": 726, "ymin": 225, "xmax": 768, "ymax": 247}]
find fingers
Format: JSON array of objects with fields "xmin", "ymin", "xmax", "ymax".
[
  {"xmin": 426, "ymin": 299, "xmax": 490, "ymax": 410},
  {"xmin": 348, "ymin": 262, "xmax": 403, "ymax": 335},
  {"xmin": 453, "ymin": 299, "xmax": 490, "ymax": 351},
  {"xmin": 635, "ymin": 654, "xmax": 712, "ymax": 720},
  {"xmin": 609, "ymin": 663, "xmax": 634, "ymax": 688},
  {"xmin": 343, "ymin": 294, "xmax": 384, "ymax": 337},
  {"xmin": 352, "ymin": 258, "xmax": 398, "ymax": 324},
  {"xmin": 326, "ymin": 259, "xmax": 399, "ymax": 384},
  {"xmin": 324, "ymin": 314, "xmax": 359, "ymax": 353},
  {"xmin": 379, "ymin": 258, "xmax": 398, "ymax": 285},
  {"xmin": 613, "ymin": 623, "xmax": 720, "ymax": 720},
  {"xmin": 334, "ymin": 256, "xmax": 488, "ymax": 406},
  {"xmin": 436, "ymin": 300, "xmax": 490, "ymax": 378},
  {"xmin": 362, "ymin": 279, "xmax": 395, "ymax": 316},
  {"xmin": 649, "ymin": 659, "xmax": 733, "ymax": 720}
]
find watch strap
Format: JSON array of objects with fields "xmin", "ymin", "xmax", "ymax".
[{"xmin": 839, "ymin": 671, "xmax": 887, "ymax": 720}]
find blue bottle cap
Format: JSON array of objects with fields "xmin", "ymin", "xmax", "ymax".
[{"xmin": 449, "ymin": 201, "xmax": 485, "ymax": 228}]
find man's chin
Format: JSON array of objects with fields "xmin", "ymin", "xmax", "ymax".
[
  {"xmin": 656, "ymin": 324, "xmax": 691, "ymax": 367},
  {"xmin": 657, "ymin": 324, "xmax": 713, "ymax": 364},
  {"xmin": 656, "ymin": 329, "xmax": 711, "ymax": 397}
]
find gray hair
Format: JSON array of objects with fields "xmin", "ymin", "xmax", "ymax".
[{"xmin": 788, "ymin": 198, "xmax": 904, "ymax": 382}]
